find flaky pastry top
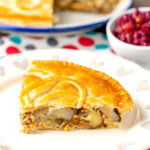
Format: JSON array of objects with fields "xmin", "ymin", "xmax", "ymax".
[
  {"xmin": 0, "ymin": 0, "xmax": 53, "ymax": 27},
  {"xmin": 20, "ymin": 60, "xmax": 134, "ymax": 113}
]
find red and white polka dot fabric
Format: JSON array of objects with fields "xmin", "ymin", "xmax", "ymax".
[{"xmin": 0, "ymin": 31, "xmax": 109, "ymax": 57}]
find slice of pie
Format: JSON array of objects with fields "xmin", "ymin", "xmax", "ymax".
[
  {"xmin": 0, "ymin": 0, "xmax": 120, "ymax": 27},
  {"xmin": 19, "ymin": 60, "xmax": 134, "ymax": 133},
  {"xmin": 0, "ymin": 0, "xmax": 54, "ymax": 27}
]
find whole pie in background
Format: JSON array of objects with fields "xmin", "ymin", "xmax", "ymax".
[{"xmin": 0, "ymin": 0, "xmax": 120, "ymax": 27}]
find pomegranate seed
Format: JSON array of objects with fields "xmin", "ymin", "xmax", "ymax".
[
  {"xmin": 120, "ymin": 34, "xmax": 126, "ymax": 41},
  {"xmin": 135, "ymin": 16, "xmax": 144, "ymax": 24},
  {"xmin": 133, "ymin": 31, "xmax": 141, "ymax": 38},
  {"xmin": 141, "ymin": 42, "xmax": 147, "ymax": 46},
  {"xmin": 133, "ymin": 39, "xmax": 141, "ymax": 45},
  {"xmin": 135, "ymin": 8, "xmax": 140, "ymax": 15},
  {"xmin": 122, "ymin": 22, "xmax": 132, "ymax": 31},
  {"xmin": 113, "ymin": 9, "xmax": 150, "ymax": 46}
]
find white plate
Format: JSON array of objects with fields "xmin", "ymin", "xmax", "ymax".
[
  {"xmin": 0, "ymin": 0, "xmax": 133, "ymax": 35},
  {"xmin": 0, "ymin": 49, "xmax": 150, "ymax": 150}
]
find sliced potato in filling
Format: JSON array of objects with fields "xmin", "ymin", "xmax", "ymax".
[{"xmin": 20, "ymin": 106, "xmax": 121, "ymax": 133}]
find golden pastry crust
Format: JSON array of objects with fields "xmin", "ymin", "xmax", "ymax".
[
  {"xmin": 0, "ymin": 0, "xmax": 53, "ymax": 27},
  {"xmin": 20, "ymin": 60, "xmax": 134, "ymax": 114}
]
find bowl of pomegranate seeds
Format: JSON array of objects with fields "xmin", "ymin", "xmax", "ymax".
[{"xmin": 106, "ymin": 7, "xmax": 150, "ymax": 65}]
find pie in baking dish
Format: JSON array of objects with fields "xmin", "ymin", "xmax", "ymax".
[
  {"xmin": 0, "ymin": 0, "xmax": 120, "ymax": 27},
  {"xmin": 19, "ymin": 60, "xmax": 134, "ymax": 133}
]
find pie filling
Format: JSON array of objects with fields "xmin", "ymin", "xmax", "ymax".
[
  {"xmin": 20, "ymin": 106, "xmax": 121, "ymax": 133},
  {"xmin": 54, "ymin": 0, "xmax": 120, "ymax": 13}
]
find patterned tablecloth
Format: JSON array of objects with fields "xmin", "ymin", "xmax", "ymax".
[
  {"xmin": 0, "ymin": 31, "xmax": 150, "ymax": 150},
  {"xmin": 0, "ymin": 31, "xmax": 110, "ymax": 57}
]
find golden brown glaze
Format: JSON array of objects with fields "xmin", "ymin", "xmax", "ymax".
[
  {"xmin": 0, "ymin": 0, "xmax": 53, "ymax": 27},
  {"xmin": 20, "ymin": 60, "xmax": 134, "ymax": 114}
]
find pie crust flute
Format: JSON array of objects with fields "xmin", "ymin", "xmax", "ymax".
[{"xmin": 19, "ymin": 60, "xmax": 134, "ymax": 133}]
